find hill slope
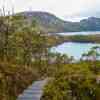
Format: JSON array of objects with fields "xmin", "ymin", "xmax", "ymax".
[{"xmin": 19, "ymin": 11, "xmax": 100, "ymax": 33}]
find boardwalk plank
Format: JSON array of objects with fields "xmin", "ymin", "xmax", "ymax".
[{"xmin": 17, "ymin": 80, "xmax": 47, "ymax": 100}]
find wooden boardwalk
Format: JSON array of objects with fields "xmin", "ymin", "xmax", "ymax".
[{"xmin": 17, "ymin": 80, "xmax": 47, "ymax": 100}]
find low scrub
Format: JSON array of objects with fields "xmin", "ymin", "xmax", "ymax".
[{"xmin": 41, "ymin": 62, "xmax": 100, "ymax": 100}]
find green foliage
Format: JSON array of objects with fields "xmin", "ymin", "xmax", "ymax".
[
  {"xmin": 0, "ymin": 12, "xmax": 100, "ymax": 100},
  {"xmin": 0, "ymin": 62, "xmax": 38, "ymax": 100},
  {"xmin": 81, "ymin": 46, "xmax": 100, "ymax": 60},
  {"xmin": 42, "ymin": 62, "xmax": 100, "ymax": 100},
  {"xmin": 0, "ymin": 14, "xmax": 49, "ymax": 99},
  {"xmin": 66, "ymin": 35, "xmax": 100, "ymax": 43}
]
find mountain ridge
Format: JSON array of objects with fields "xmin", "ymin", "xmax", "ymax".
[{"xmin": 18, "ymin": 11, "xmax": 100, "ymax": 33}]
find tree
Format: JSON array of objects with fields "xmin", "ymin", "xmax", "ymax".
[{"xmin": 81, "ymin": 46, "xmax": 100, "ymax": 61}]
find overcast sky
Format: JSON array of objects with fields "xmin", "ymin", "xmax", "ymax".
[{"xmin": 0, "ymin": 0, "xmax": 100, "ymax": 21}]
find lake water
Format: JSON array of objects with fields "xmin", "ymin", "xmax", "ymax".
[
  {"xmin": 56, "ymin": 31, "xmax": 100, "ymax": 36},
  {"xmin": 52, "ymin": 32, "xmax": 100, "ymax": 60},
  {"xmin": 52, "ymin": 42, "xmax": 100, "ymax": 60}
]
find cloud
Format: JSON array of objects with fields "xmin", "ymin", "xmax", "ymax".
[{"xmin": 0, "ymin": 0, "xmax": 100, "ymax": 18}]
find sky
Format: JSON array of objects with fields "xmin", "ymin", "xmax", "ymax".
[{"xmin": 0, "ymin": 0, "xmax": 100, "ymax": 21}]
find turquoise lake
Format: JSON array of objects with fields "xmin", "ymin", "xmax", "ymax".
[{"xmin": 52, "ymin": 32, "xmax": 100, "ymax": 60}]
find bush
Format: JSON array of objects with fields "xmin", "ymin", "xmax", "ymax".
[
  {"xmin": 0, "ymin": 62, "xmax": 38, "ymax": 100},
  {"xmin": 42, "ymin": 62, "xmax": 100, "ymax": 100}
]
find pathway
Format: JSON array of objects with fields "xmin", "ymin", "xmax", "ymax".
[{"xmin": 17, "ymin": 80, "xmax": 47, "ymax": 100}]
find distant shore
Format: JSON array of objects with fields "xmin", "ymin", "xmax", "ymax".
[
  {"xmin": 64, "ymin": 34, "xmax": 100, "ymax": 43},
  {"xmin": 48, "ymin": 34, "xmax": 100, "ymax": 48}
]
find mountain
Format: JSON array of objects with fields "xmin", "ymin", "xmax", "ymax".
[
  {"xmin": 19, "ymin": 11, "xmax": 71, "ymax": 33},
  {"xmin": 79, "ymin": 17, "xmax": 100, "ymax": 31},
  {"xmin": 18, "ymin": 11, "xmax": 100, "ymax": 33}
]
